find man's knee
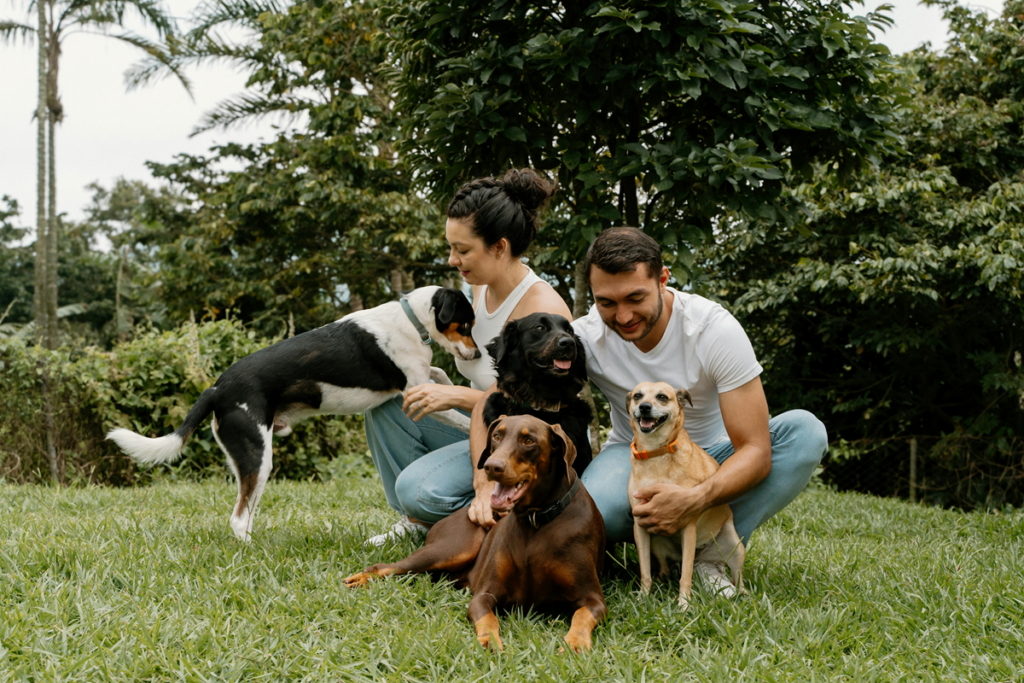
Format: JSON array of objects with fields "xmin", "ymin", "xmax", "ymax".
[{"xmin": 772, "ymin": 409, "xmax": 828, "ymax": 469}]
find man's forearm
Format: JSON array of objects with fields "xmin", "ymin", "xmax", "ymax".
[{"xmin": 697, "ymin": 443, "xmax": 771, "ymax": 510}]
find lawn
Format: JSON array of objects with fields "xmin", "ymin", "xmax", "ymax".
[{"xmin": 0, "ymin": 475, "xmax": 1021, "ymax": 682}]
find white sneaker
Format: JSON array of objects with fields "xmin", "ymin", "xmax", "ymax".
[
  {"xmin": 364, "ymin": 515, "xmax": 429, "ymax": 547},
  {"xmin": 695, "ymin": 561, "xmax": 737, "ymax": 598}
]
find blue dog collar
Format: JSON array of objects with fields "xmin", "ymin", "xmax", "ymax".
[{"xmin": 400, "ymin": 295, "xmax": 434, "ymax": 345}]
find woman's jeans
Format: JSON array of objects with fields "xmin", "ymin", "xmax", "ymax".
[{"xmin": 364, "ymin": 396, "xmax": 828, "ymax": 544}]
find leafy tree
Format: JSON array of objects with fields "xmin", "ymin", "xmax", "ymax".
[
  {"xmin": 130, "ymin": 0, "xmax": 448, "ymax": 333},
  {"xmin": 380, "ymin": 0, "xmax": 906, "ymax": 313},
  {"xmin": 701, "ymin": 0, "xmax": 1024, "ymax": 508}
]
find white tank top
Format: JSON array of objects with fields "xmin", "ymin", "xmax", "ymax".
[{"xmin": 455, "ymin": 266, "xmax": 544, "ymax": 390}]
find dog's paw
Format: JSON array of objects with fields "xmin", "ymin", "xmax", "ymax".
[
  {"xmin": 561, "ymin": 632, "xmax": 592, "ymax": 654},
  {"xmin": 342, "ymin": 571, "xmax": 374, "ymax": 588},
  {"xmin": 677, "ymin": 594, "xmax": 690, "ymax": 610},
  {"xmin": 477, "ymin": 632, "xmax": 504, "ymax": 652}
]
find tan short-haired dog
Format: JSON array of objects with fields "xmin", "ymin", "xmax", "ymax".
[{"xmin": 627, "ymin": 381, "xmax": 745, "ymax": 609}]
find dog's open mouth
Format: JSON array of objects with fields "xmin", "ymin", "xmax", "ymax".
[
  {"xmin": 491, "ymin": 478, "xmax": 528, "ymax": 511},
  {"xmin": 635, "ymin": 414, "xmax": 668, "ymax": 434},
  {"xmin": 541, "ymin": 355, "xmax": 574, "ymax": 374}
]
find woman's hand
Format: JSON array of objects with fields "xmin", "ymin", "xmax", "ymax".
[
  {"xmin": 403, "ymin": 384, "xmax": 465, "ymax": 421},
  {"xmin": 468, "ymin": 481, "xmax": 499, "ymax": 529}
]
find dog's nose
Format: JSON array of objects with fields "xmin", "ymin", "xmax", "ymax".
[
  {"xmin": 484, "ymin": 458, "xmax": 506, "ymax": 477},
  {"xmin": 557, "ymin": 336, "xmax": 575, "ymax": 349},
  {"xmin": 639, "ymin": 402, "xmax": 653, "ymax": 414}
]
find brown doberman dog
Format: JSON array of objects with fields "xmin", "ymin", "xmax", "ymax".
[{"xmin": 344, "ymin": 415, "xmax": 606, "ymax": 652}]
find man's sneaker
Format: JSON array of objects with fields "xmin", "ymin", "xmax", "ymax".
[
  {"xmin": 364, "ymin": 515, "xmax": 430, "ymax": 547},
  {"xmin": 695, "ymin": 561, "xmax": 737, "ymax": 598}
]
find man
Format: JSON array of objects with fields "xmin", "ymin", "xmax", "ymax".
[{"xmin": 573, "ymin": 227, "xmax": 827, "ymax": 586}]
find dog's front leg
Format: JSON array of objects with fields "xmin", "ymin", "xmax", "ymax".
[
  {"xmin": 429, "ymin": 409, "xmax": 471, "ymax": 433},
  {"xmin": 468, "ymin": 592, "xmax": 503, "ymax": 651},
  {"xmin": 561, "ymin": 597, "xmax": 606, "ymax": 654},
  {"xmin": 429, "ymin": 367, "xmax": 454, "ymax": 385},
  {"xmin": 633, "ymin": 521, "xmax": 653, "ymax": 595},
  {"xmin": 678, "ymin": 523, "xmax": 697, "ymax": 609}
]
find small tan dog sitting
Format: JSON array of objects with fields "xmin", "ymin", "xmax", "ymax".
[{"xmin": 627, "ymin": 381, "xmax": 745, "ymax": 609}]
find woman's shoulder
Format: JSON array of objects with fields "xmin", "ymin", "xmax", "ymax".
[{"xmin": 511, "ymin": 278, "xmax": 572, "ymax": 321}]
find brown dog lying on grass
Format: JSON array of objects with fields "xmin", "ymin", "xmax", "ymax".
[
  {"xmin": 627, "ymin": 381, "xmax": 745, "ymax": 609},
  {"xmin": 344, "ymin": 414, "xmax": 606, "ymax": 652}
]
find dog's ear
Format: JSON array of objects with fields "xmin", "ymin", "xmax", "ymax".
[
  {"xmin": 549, "ymin": 423, "xmax": 577, "ymax": 471},
  {"xmin": 486, "ymin": 319, "xmax": 519, "ymax": 366},
  {"xmin": 676, "ymin": 389, "xmax": 693, "ymax": 409},
  {"xmin": 432, "ymin": 288, "xmax": 459, "ymax": 328},
  {"xmin": 626, "ymin": 388, "xmax": 636, "ymax": 414},
  {"xmin": 477, "ymin": 415, "xmax": 507, "ymax": 468}
]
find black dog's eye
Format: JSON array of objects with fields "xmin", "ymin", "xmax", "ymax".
[
  {"xmin": 656, "ymin": 394, "xmax": 669, "ymax": 402},
  {"xmin": 492, "ymin": 432, "xmax": 502, "ymax": 442},
  {"xmin": 534, "ymin": 324, "xmax": 545, "ymax": 332},
  {"xmin": 523, "ymin": 436, "xmax": 534, "ymax": 445}
]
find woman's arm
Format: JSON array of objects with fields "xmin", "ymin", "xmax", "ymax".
[{"xmin": 403, "ymin": 384, "xmax": 484, "ymax": 421}]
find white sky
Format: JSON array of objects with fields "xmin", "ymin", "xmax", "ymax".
[{"xmin": 0, "ymin": 0, "xmax": 1008, "ymax": 230}]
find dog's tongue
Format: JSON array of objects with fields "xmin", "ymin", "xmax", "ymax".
[
  {"xmin": 491, "ymin": 482, "xmax": 515, "ymax": 508},
  {"xmin": 640, "ymin": 417, "xmax": 657, "ymax": 429},
  {"xmin": 554, "ymin": 359, "xmax": 572, "ymax": 370}
]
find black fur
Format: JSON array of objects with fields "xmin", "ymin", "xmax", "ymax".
[
  {"xmin": 483, "ymin": 313, "xmax": 593, "ymax": 475},
  {"xmin": 432, "ymin": 288, "xmax": 476, "ymax": 342}
]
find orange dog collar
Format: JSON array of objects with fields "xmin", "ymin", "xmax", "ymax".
[{"xmin": 631, "ymin": 439, "xmax": 680, "ymax": 460}]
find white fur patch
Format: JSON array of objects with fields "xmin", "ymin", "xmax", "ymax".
[
  {"xmin": 317, "ymin": 383, "xmax": 396, "ymax": 414},
  {"xmin": 106, "ymin": 428, "xmax": 185, "ymax": 465}
]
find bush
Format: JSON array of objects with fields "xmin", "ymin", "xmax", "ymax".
[{"xmin": 0, "ymin": 319, "xmax": 371, "ymax": 486}]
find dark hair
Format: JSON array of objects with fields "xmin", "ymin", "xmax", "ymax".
[
  {"xmin": 583, "ymin": 227, "xmax": 664, "ymax": 285},
  {"xmin": 447, "ymin": 168, "xmax": 557, "ymax": 257}
]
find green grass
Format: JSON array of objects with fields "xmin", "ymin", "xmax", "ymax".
[{"xmin": 0, "ymin": 477, "xmax": 1021, "ymax": 682}]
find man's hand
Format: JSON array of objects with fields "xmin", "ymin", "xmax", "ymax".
[
  {"xmin": 631, "ymin": 483, "xmax": 708, "ymax": 536},
  {"xmin": 468, "ymin": 481, "xmax": 498, "ymax": 529}
]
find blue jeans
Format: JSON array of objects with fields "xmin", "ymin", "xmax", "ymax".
[
  {"xmin": 363, "ymin": 396, "xmax": 475, "ymax": 521},
  {"xmin": 365, "ymin": 397, "xmax": 827, "ymax": 545}
]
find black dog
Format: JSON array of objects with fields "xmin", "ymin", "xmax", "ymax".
[{"xmin": 482, "ymin": 312, "xmax": 593, "ymax": 481}]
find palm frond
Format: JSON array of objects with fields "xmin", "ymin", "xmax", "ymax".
[
  {"xmin": 189, "ymin": 0, "xmax": 283, "ymax": 35},
  {"xmin": 0, "ymin": 20, "xmax": 38, "ymax": 45},
  {"xmin": 125, "ymin": 32, "xmax": 260, "ymax": 92},
  {"xmin": 191, "ymin": 91, "xmax": 301, "ymax": 135},
  {"xmin": 61, "ymin": 0, "xmax": 179, "ymax": 39},
  {"xmin": 98, "ymin": 30, "xmax": 193, "ymax": 97}
]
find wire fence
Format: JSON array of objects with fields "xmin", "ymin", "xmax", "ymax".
[{"xmin": 821, "ymin": 435, "xmax": 1024, "ymax": 511}]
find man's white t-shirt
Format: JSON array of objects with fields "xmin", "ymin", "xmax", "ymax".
[{"xmin": 572, "ymin": 289, "xmax": 763, "ymax": 449}]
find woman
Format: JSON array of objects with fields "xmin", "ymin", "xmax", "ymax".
[{"xmin": 363, "ymin": 168, "xmax": 572, "ymax": 546}]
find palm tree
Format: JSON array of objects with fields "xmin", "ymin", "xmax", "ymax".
[{"xmin": 1, "ymin": 0, "xmax": 190, "ymax": 350}]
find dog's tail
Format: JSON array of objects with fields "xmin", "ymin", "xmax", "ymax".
[{"xmin": 107, "ymin": 387, "xmax": 218, "ymax": 465}]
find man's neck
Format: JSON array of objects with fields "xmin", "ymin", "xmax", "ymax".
[{"xmin": 633, "ymin": 289, "xmax": 674, "ymax": 354}]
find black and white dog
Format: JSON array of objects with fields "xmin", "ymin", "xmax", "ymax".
[{"xmin": 107, "ymin": 286, "xmax": 479, "ymax": 541}]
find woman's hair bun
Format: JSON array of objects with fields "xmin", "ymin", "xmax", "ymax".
[
  {"xmin": 447, "ymin": 168, "xmax": 557, "ymax": 258},
  {"xmin": 501, "ymin": 168, "xmax": 557, "ymax": 213}
]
